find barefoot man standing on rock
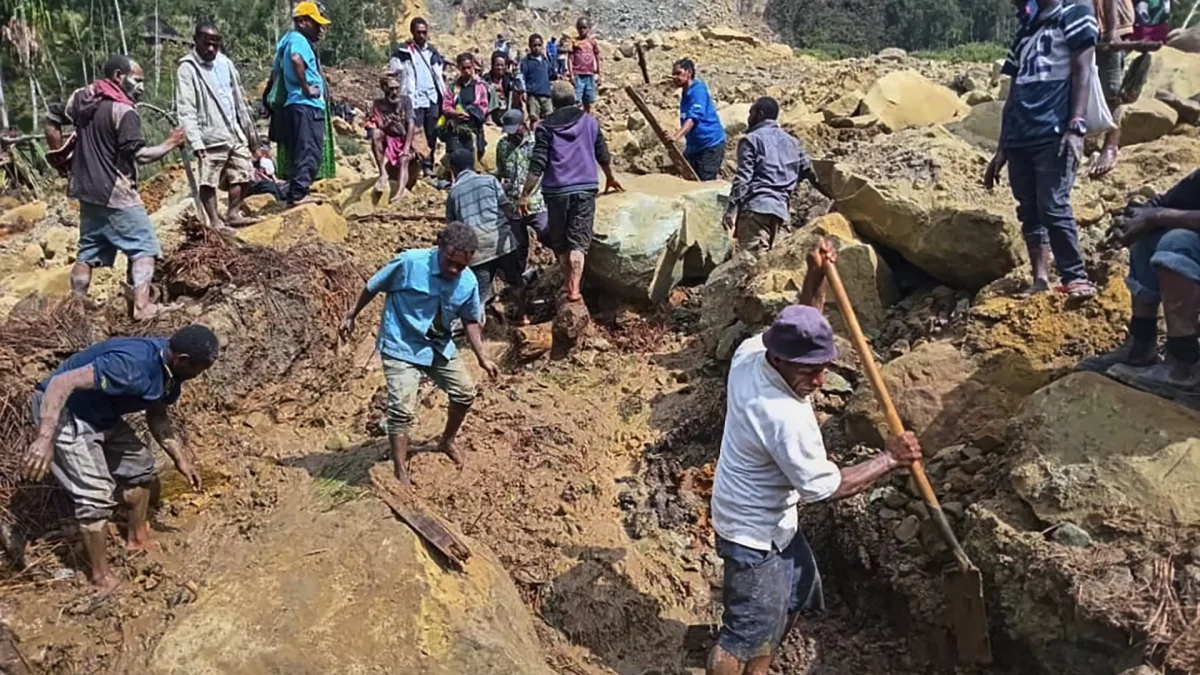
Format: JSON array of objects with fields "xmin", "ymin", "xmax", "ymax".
[
  {"xmin": 44, "ymin": 55, "xmax": 188, "ymax": 321},
  {"xmin": 340, "ymin": 222, "xmax": 500, "ymax": 488},
  {"xmin": 708, "ymin": 241, "xmax": 922, "ymax": 675},
  {"xmin": 22, "ymin": 325, "xmax": 217, "ymax": 593}
]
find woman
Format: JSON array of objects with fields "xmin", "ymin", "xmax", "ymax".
[
  {"xmin": 441, "ymin": 52, "xmax": 495, "ymax": 162},
  {"xmin": 485, "ymin": 51, "xmax": 524, "ymax": 126}
]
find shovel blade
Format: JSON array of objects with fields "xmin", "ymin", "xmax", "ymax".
[{"xmin": 947, "ymin": 567, "xmax": 992, "ymax": 664}]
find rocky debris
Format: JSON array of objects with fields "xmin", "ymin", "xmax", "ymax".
[
  {"xmin": 586, "ymin": 174, "xmax": 731, "ymax": 304},
  {"xmin": 236, "ymin": 203, "xmax": 348, "ymax": 249},
  {"xmin": 813, "ymin": 127, "xmax": 1022, "ymax": 289},
  {"xmin": 962, "ymin": 90, "xmax": 994, "ymax": 106},
  {"xmin": 1010, "ymin": 372, "xmax": 1200, "ymax": 532},
  {"xmin": 1136, "ymin": 47, "xmax": 1200, "ymax": 100},
  {"xmin": 1154, "ymin": 89, "xmax": 1200, "ymax": 125},
  {"xmin": 717, "ymin": 102, "xmax": 752, "ymax": 136},
  {"xmin": 0, "ymin": 201, "xmax": 48, "ymax": 232},
  {"xmin": 819, "ymin": 90, "xmax": 865, "ymax": 120},
  {"xmin": 877, "ymin": 47, "xmax": 907, "ymax": 63},
  {"xmin": 947, "ymin": 99, "xmax": 1004, "ymax": 150},
  {"xmin": 40, "ymin": 227, "xmax": 75, "ymax": 261},
  {"xmin": 859, "ymin": 70, "xmax": 970, "ymax": 132},
  {"xmin": 1047, "ymin": 523, "xmax": 1092, "ymax": 548},
  {"xmin": 893, "ymin": 514, "xmax": 920, "ymax": 542},
  {"xmin": 844, "ymin": 341, "xmax": 1021, "ymax": 451},
  {"xmin": 1168, "ymin": 26, "xmax": 1200, "ymax": 53},
  {"xmin": 332, "ymin": 116, "xmax": 362, "ymax": 138},
  {"xmin": 700, "ymin": 213, "xmax": 898, "ymax": 357},
  {"xmin": 19, "ymin": 243, "xmax": 43, "ymax": 267},
  {"xmin": 699, "ymin": 26, "xmax": 760, "ymax": 45},
  {"xmin": 827, "ymin": 114, "xmax": 879, "ymax": 129},
  {"xmin": 1120, "ymin": 98, "xmax": 1179, "ymax": 146}
]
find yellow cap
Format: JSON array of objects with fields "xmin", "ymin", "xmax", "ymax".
[{"xmin": 293, "ymin": 1, "xmax": 331, "ymax": 25}]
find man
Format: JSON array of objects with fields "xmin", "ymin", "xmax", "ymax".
[
  {"xmin": 44, "ymin": 55, "xmax": 187, "ymax": 321},
  {"xmin": 546, "ymin": 37, "xmax": 560, "ymax": 77},
  {"xmin": 521, "ymin": 80, "xmax": 623, "ymax": 303},
  {"xmin": 366, "ymin": 74, "xmax": 417, "ymax": 202},
  {"xmin": 177, "ymin": 21, "xmax": 261, "ymax": 232},
  {"xmin": 670, "ymin": 59, "xmax": 726, "ymax": 181},
  {"xmin": 984, "ymin": 0, "xmax": 1098, "ymax": 299},
  {"xmin": 495, "ymin": 108, "xmax": 548, "ymax": 276},
  {"xmin": 1078, "ymin": 169, "xmax": 1200, "ymax": 397},
  {"xmin": 391, "ymin": 18, "xmax": 449, "ymax": 175},
  {"xmin": 446, "ymin": 148, "xmax": 525, "ymax": 323},
  {"xmin": 708, "ymin": 241, "xmax": 922, "ymax": 675},
  {"xmin": 22, "ymin": 325, "xmax": 218, "ymax": 592},
  {"xmin": 339, "ymin": 223, "xmax": 499, "ymax": 488},
  {"xmin": 723, "ymin": 97, "xmax": 825, "ymax": 257},
  {"xmin": 268, "ymin": 1, "xmax": 330, "ymax": 205},
  {"xmin": 521, "ymin": 34, "xmax": 554, "ymax": 126},
  {"xmin": 494, "ymin": 33, "xmax": 511, "ymax": 58},
  {"xmin": 1089, "ymin": 0, "xmax": 1135, "ymax": 178},
  {"xmin": 442, "ymin": 53, "xmax": 493, "ymax": 162},
  {"xmin": 568, "ymin": 18, "xmax": 601, "ymax": 113}
]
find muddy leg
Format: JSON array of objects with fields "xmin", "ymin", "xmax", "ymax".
[
  {"xmin": 199, "ymin": 185, "xmax": 223, "ymax": 229},
  {"xmin": 388, "ymin": 433, "xmax": 413, "ymax": 489},
  {"xmin": 70, "ymin": 262, "xmax": 93, "ymax": 296},
  {"xmin": 80, "ymin": 519, "xmax": 119, "ymax": 593},
  {"xmin": 122, "ymin": 479, "xmax": 156, "ymax": 553},
  {"xmin": 707, "ymin": 645, "xmax": 747, "ymax": 675},
  {"xmin": 438, "ymin": 403, "xmax": 469, "ymax": 467},
  {"xmin": 561, "ymin": 250, "xmax": 585, "ymax": 302},
  {"xmin": 129, "ymin": 257, "xmax": 162, "ymax": 321}
]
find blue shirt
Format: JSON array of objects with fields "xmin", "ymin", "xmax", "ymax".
[
  {"xmin": 367, "ymin": 248, "xmax": 483, "ymax": 366},
  {"xmin": 521, "ymin": 54, "xmax": 553, "ymax": 97},
  {"xmin": 275, "ymin": 31, "xmax": 325, "ymax": 109},
  {"xmin": 1000, "ymin": 2, "xmax": 1097, "ymax": 149},
  {"xmin": 547, "ymin": 41, "xmax": 558, "ymax": 62},
  {"xmin": 37, "ymin": 337, "xmax": 181, "ymax": 429},
  {"xmin": 679, "ymin": 79, "xmax": 726, "ymax": 154}
]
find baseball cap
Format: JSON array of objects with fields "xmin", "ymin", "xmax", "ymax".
[
  {"xmin": 294, "ymin": 1, "xmax": 331, "ymax": 25},
  {"xmin": 762, "ymin": 305, "xmax": 838, "ymax": 365},
  {"xmin": 501, "ymin": 109, "xmax": 525, "ymax": 134}
]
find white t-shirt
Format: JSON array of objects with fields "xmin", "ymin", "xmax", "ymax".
[{"xmin": 710, "ymin": 335, "xmax": 842, "ymax": 552}]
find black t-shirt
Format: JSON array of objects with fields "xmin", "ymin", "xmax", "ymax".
[{"xmin": 61, "ymin": 85, "xmax": 146, "ymax": 208}]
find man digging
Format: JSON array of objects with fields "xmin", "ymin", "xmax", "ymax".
[
  {"xmin": 22, "ymin": 325, "xmax": 218, "ymax": 593},
  {"xmin": 708, "ymin": 240, "xmax": 922, "ymax": 675},
  {"xmin": 340, "ymin": 222, "xmax": 500, "ymax": 488}
]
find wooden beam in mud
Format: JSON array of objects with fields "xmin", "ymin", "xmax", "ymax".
[
  {"xmin": 370, "ymin": 465, "xmax": 471, "ymax": 571},
  {"xmin": 624, "ymin": 85, "xmax": 699, "ymax": 182}
]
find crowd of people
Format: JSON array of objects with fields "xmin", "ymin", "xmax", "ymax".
[{"xmin": 21, "ymin": 0, "xmax": 1200, "ymax": 673}]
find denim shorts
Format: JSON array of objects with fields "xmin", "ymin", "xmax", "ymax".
[
  {"xmin": 574, "ymin": 75, "xmax": 597, "ymax": 104},
  {"xmin": 77, "ymin": 202, "xmax": 161, "ymax": 267},
  {"xmin": 716, "ymin": 532, "xmax": 825, "ymax": 662}
]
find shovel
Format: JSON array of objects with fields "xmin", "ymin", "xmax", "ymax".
[{"xmin": 823, "ymin": 260, "xmax": 993, "ymax": 665}]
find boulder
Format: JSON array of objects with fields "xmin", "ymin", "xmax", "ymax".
[
  {"xmin": 764, "ymin": 42, "xmax": 795, "ymax": 58},
  {"xmin": 1155, "ymin": 89, "xmax": 1200, "ymax": 125},
  {"xmin": 1010, "ymin": 372, "xmax": 1200, "ymax": 530},
  {"xmin": 844, "ymin": 341, "xmax": 1022, "ymax": 451},
  {"xmin": 878, "ymin": 47, "xmax": 907, "ymax": 62},
  {"xmin": 963, "ymin": 90, "xmax": 995, "ymax": 106},
  {"xmin": 820, "ymin": 90, "xmax": 865, "ymax": 120},
  {"xmin": 618, "ymin": 42, "xmax": 638, "ymax": 58},
  {"xmin": 0, "ymin": 201, "xmax": 47, "ymax": 230},
  {"xmin": 700, "ymin": 27, "xmax": 760, "ymax": 45},
  {"xmin": 587, "ymin": 175, "xmax": 732, "ymax": 303},
  {"xmin": 19, "ymin": 243, "xmax": 43, "ymax": 266},
  {"xmin": 151, "ymin": 497, "xmax": 554, "ymax": 675},
  {"xmin": 332, "ymin": 116, "xmax": 360, "ymax": 138},
  {"xmin": 948, "ymin": 100, "xmax": 1004, "ymax": 150},
  {"xmin": 812, "ymin": 128, "xmax": 1023, "ymax": 288},
  {"xmin": 1168, "ymin": 26, "xmax": 1200, "ymax": 53},
  {"xmin": 860, "ymin": 70, "xmax": 971, "ymax": 132},
  {"xmin": 1135, "ymin": 47, "xmax": 1200, "ymax": 101},
  {"xmin": 718, "ymin": 103, "xmax": 752, "ymax": 136},
  {"xmin": 778, "ymin": 103, "xmax": 825, "ymax": 132},
  {"xmin": 236, "ymin": 203, "xmax": 348, "ymax": 248},
  {"xmin": 1120, "ymin": 98, "xmax": 1178, "ymax": 146},
  {"xmin": 700, "ymin": 213, "xmax": 898, "ymax": 355}
]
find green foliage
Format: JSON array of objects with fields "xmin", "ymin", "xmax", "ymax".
[
  {"xmin": 336, "ymin": 135, "xmax": 363, "ymax": 156},
  {"xmin": 913, "ymin": 41, "xmax": 1009, "ymax": 62},
  {"xmin": 795, "ymin": 44, "xmax": 867, "ymax": 60}
]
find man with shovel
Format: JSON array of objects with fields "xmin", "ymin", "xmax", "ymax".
[{"xmin": 708, "ymin": 239, "xmax": 922, "ymax": 675}]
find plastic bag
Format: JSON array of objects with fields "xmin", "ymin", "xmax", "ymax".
[{"xmin": 1084, "ymin": 59, "xmax": 1117, "ymax": 135}]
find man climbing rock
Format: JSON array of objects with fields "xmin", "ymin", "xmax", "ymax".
[
  {"xmin": 670, "ymin": 58, "xmax": 726, "ymax": 181},
  {"xmin": 44, "ymin": 55, "xmax": 187, "ymax": 321},
  {"xmin": 22, "ymin": 325, "xmax": 218, "ymax": 593},
  {"xmin": 177, "ymin": 21, "xmax": 261, "ymax": 232},
  {"xmin": 390, "ymin": 17, "xmax": 449, "ymax": 176},
  {"xmin": 520, "ymin": 80, "xmax": 622, "ymax": 303},
  {"xmin": 339, "ymin": 222, "xmax": 500, "ymax": 488},
  {"xmin": 1079, "ymin": 169, "xmax": 1200, "ymax": 399},
  {"xmin": 722, "ymin": 97, "xmax": 824, "ymax": 256},
  {"xmin": 366, "ymin": 74, "xmax": 417, "ymax": 202},
  {"xmin": 708, "ymin": 240, "xmax": 921, "ymax": 675},
  {"xmin": 985, "ymin": 0, "xmax": 1099, "ymax": 299},
  {"xmin": 445, "ymin": 148, "xmax": 526, "ymax": 323},
  {"xmin": 267, "ymin": 1, "xmax": 330, "ymax": 205}
]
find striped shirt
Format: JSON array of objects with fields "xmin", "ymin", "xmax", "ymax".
[
  {"xmin": 445, "ymin": 170, "xmax": 517, "ymax": 266},
  {"xmin": 1000, "ymin": 2, "xmax": 1098, "ymax": 149}
]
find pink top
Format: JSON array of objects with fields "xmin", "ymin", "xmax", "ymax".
[{"xmin": 570, "ymin": 37, "xmax": 599, "ymax": 75}]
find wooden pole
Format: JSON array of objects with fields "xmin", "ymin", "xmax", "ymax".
[
  {"xmin": 624, "ymin": 85, "xmax": 698, "ymax": 181},
  {"xmin": 634, "ymin": 41, "xmax": 649, "ymax": 84},
  {"xmin": 113, "ymin": 0, "xmax": 127, "ymax": 55}
]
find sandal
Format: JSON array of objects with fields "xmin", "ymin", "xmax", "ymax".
[{"xmin": 1062, "ymin": 280, "xmax": 1098, "ymax": 299}]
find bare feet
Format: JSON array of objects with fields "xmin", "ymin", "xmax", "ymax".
[
  {"xmin": 125, "ymin": 524, "xmax": 154, "ymax": 554},
  {"xmin": 223, "ymin": 215, "xmax": 263, "ymax": 228},
  {"xmin": 132, "ymin": 302, "xmax": 181, "ymax": 322},
  {"xmin": 438, "ymin": 439, "xmax": 465, "ymax": 468},
  {"xmin": 393, "ymin": 462, "xmax": 414, "ymax": 489},
  {"xmin": 389, "ymin": 189, "xmax": 407, "ymax": 204},
  {"xmin": 1020, "ymin": 278, "xmax": 1052, "ymax": 296},
  {"xmin": 88, "ymin": 572, "xmax": 121, "ymax": 596},
  {"xmin": 1089, "ymin": 146, "xmax": 1119, "ymax": 179},
  {"xmin": 374, "ymin": 174, "xmax": 389, "ymax": 195}
]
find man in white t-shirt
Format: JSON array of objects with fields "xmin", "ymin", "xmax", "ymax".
[{"xmin": 708, "ymin": 240, "xmax": 922, "ymax": 675}]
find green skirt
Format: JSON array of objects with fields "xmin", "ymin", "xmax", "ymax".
[{"xmin": 277, "ymin": 106, "xmax": 337, "ymax": 181}]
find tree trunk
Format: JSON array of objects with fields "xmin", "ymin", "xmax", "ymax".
[
  {"xmin": 72, "ymin": 18, "xmax": 89, "ymax": 83},
  {"xmin": 113, "ymin": 0, "xmax": 127, "ymax": 55},
  {"xmin": 0, "ymin": 67, "xmax": 9, "ymax": 129},
  {"xmin": 153, "ymin": 0, "xmax": 161, "ymax": 96},
  {"xmin": 28, "ymin": 72, "xmax": 39, "ymax": 129}
]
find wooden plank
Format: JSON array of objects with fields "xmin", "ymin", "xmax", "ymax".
[
  {"xmin": 369, "ymin": 464, "xmax": 471, "ymax": 571},
  {"xmin": 624, "ymin": 85, "xmax": 699, "ymax": 181},
  {"xmin": 634, "ymin": 42, "xmax": 650, "ymax": 84}
]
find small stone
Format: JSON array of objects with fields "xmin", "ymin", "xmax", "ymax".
[
  {"xmin": 933, "ymin": 445, "xmax": 964, "ymax": 466},
  {"xmin": 878, "ymin": 507, "xmax": 902, "ymax": 520},
  {"xmin": 942, "ymin": 501, "xmax": 965, "ymax": 520},
  {"xmin": 821, "ymin": 371, "xmax": 854, "ymax": 395},
  {"xmin": 960, "ymin": 455, "xmax": 986, "ymax": 474},
  {"xmin": 883, "ymin": 487, "xmax": 909, "ymax": 509},
  {"xmin": 1049, "ymin": 522, "xmax": 1093, "ymax": 548},
  {"xmin": 20, "ymin": 242, "xmax": 44, "ymax": 266},
  {"xmin": 893, "ymin": 515, "xmax": 921, "ymax": 543},
  {"xmin": 626, "ymin": 115, "xmax": 646, "ymax": 132},
  {"xmin": 905, "ymin": 501, "xmax": 929, "ymax": 520},
  {"xmin": 324, "ymin": 433, "xmax": 350, "ymax": 452},
  {"xmin": 945, "ymin": 468, "xmax": 974, "ymax": 492}
]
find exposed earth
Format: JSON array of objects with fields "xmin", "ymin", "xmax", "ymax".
[{"xmin": 3, "ymin": 10, "xmax": 1200, "ymax": 675}]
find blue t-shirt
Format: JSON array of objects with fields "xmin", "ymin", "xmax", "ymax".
[
  {"xmin": 37, "ymin": 337, "xmax": 181, "ymax": 429},
  {"xmin": 367, "ymin": 248, "xmax": 482, "ymax": 366},
  {"xmin": 521, "ymin": 54, "xmax": 553, "ymax": 97},
  {"xmin": 275, "ymin": 31, "xmax": 325, "ymax": 109},
  {"xmin": 680, "ymin": 79, "xmax": 726, "ymax": 154},
  {"xmin": 1000, "ymin": 2, "xmax": 1097, "ymax": 149}
]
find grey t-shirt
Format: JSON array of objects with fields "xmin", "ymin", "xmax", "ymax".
[{"xmin": 445, "ymin": 170, "xmax": 517, "ymax": 266}]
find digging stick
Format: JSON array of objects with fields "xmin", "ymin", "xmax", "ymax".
[
  {"xmin": 624, "ymin": 85, "xmax": 699, "ymax": 181},
  {"xmin": 136, "ymin": 102, "xmax": 206, "ymax": 227},
  {"xmin": 823, "ymin": 260, "xmax": 993, "ymax": 665}
]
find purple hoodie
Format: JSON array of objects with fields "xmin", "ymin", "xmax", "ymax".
[{"xmin": 529, "ymin": 106, "xmax": 611, "ymax": 195}]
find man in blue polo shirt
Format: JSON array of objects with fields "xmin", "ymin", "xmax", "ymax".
[
  {"xmin": 340, "ymin": 222, "xmax": 499, "ymax": 489},
  {"xmin": 22, "ymin": 325, "xmax": 219, "ymax": 592},
  {"xmin": 985, "ymin": 0, "xmax": 1098, "ymax": 299},
  {"xmin": 671, "ymin": 58, "xmax": 726, "ymax": 181},
  {"xmin": 269, "ymin": 1, "xmax": 329, "ymax": 204}
]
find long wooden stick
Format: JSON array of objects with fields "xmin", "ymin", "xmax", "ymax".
[
  {"xmin": 370, "ymin": 465, "xmax": 471, "ymax": 572},
  {"xmin": 624, "ymin": 85, "xmax": 699, "ymax": 181},
  {"xmin": 824, "ymin": 261, "xmax": 975, "ymax": 573}
]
